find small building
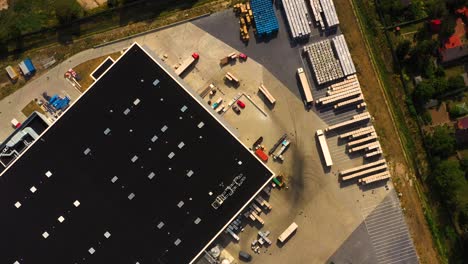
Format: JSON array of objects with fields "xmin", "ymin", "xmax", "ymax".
[
  {"xmin": 413, "ymin": 75, "xmax": 423, "ymax": 86},
  {"xmin": 18, "ymin": 58, "xmax": 36, "ymax": 77},
  {"xmin": 455, "ymin": 116, "xmax": 468, "ymax": 144},
  {"xmin": 424, "ymin": 99, "xmax": 438, "ymax": 109},
  {"xmin": 457, "ymin": 116, "xmax": 468, "ymax": 130},
  {"xmin": 5, "ymin": 66, "xmax": 19, "ymax": 81}
]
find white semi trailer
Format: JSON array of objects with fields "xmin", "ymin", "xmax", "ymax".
[{"xmin": 316, "ymin": 129, "xmax": 333, "ymax": 167}]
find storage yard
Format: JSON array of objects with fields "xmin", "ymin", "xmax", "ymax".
[{"xmin": 0, "ymin": 1, "xmax": 421, "ymax": 264}]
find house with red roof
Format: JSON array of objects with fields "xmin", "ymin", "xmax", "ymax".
[
  {"xmin": 456, "ymin": 6, "xmax": 468, "ymax": 18},
  {"xmin": 457, "ymin": 116, "xmax": 468, "ymax": 130},
  {"xmin": 455, "ymin": 116, "xmax": 468, "ymax": 145},
  {"xmin": 439, "ymin": 17, "xmax": 468, "ymax": 65}
]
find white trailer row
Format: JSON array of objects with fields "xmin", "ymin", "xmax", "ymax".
[
  {"xmin": 328, "ymin": 80, "xmax": 360, "ymax": 93},
  {"xmin": 309, "ymin": 0, "xmax": 324, "ymax": 30},
  {"xmin": 341, "ymin": 164, "xmax": 387, "ymax": 181},
  {"xmin": 339, "ymin": 125, "xmax": 374, "ymax": 139},
  {"xmin": 339, "ymin": 159, "xmax": 386, "ymax": 176},
  {"xmin": 282, "ymin": 0, "xmax": 312, "ymax": 40},
  {"xmin": 325, "ymin": 112, "xmax": 371, "ymax": 132},
  {"xmin": 365, "ymin": 148, "xmax": 382, "ymax": 158},
  {"xmin": 309, "ymin": 0, "xmax": 339, "ymax": 29},
  {"xmin": 320, "ymin": 0, "xmax": 339, "ymax": 28},
  {"xmin": 332, "ymin": 35, "xmax": 356, "ymax": 76},
  {"xmin": 327, "ymin": 81, "xmax": 360, "ymax": 95},
  {"xmin": 347, "ymin": 133, "xmax": 377, "ymax": 147},
  {"xmin": 348, "ymin": 141, "xmax": 380, "ymax": 153},
  {"xmin": 334, "ymin": 95, "xmax": 364, "ymax": 109},
  {"xmin": 359, "ymin": 171, "xmax": 391, "ymax": 185},
  {"xmin": 329, "ymin": 74, "xmax": 357, "ymax": 89},
  {"xmin": 317, "ymin": 87, "xmax": 361, "ymax": 105}
]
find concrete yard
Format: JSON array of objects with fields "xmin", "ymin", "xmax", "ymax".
[
  {"xmin": 0, "ymin": 8, "xmax": 417, "ymax": 264},
  {"xmin": 138, "ymin": 19, "xmax": 414, "ymax": 264}
]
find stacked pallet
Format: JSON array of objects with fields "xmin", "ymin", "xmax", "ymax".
[
  {"xmin": 251, "ymin": 0, "xmax": 279, "ymax": 37},
  {"xmin": 304, "ymin": 40, "xmax": 344, "ymax": 84},
  {"xmin": 332, "ymin": 35, "xmax": 356, "ymax": 76},
  {"xmin": 309, "ymin": 0, "xmax": 339, "ymax": 29},
  {"xmin": 282, "ymin": 0, "xmax": 311, "ymax": 40}
]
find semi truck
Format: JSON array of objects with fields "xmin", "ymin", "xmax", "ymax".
[
  {"xmin": 316, "ymin": 129, "xmax": 333, "ymax": 167},
  {"xmin": 297, "ymin": 68, "xmax": 313, "ymax": 105},
  {"xmin": 278, "ymin": 222, "xmax": 298, "ymax": 243},
  {"xmin": 273, "ymin": 139, "xmax": 290, "ymax": 161},
  {"xmin": 174, "ymin": 52, "xmax": 199, "ymax": 76},
  {"xmin": 255, "ymin": 149, "xmax": 268, "ymax": 162}
]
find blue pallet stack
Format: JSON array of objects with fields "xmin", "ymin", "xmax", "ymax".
[{"xmin": 251, "ymin": 0, "xmax": 279, "ymax": 37}]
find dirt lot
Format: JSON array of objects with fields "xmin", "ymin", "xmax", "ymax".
[
  {"xmin": 334, "ymin": 0, "xmax": 440, "ymax": 263},
  {"xmin": 21, "ymin": 100, "xmax": 45, "ymax": 117}
]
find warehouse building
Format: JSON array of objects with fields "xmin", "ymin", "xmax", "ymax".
[{"xmin": 0, "ymin": 43, "xmax": 274, "ymax": 264}]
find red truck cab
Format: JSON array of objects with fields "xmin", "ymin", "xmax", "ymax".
[{"xmin": 255, "ymin": 149, "xmax": 268, "ymax": 162}]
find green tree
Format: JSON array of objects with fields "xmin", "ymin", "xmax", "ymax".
[
  {"xmin": 432, "ymin": 160, "xmax": 465, "ymax": 209},
  {"xmin": 439, "ymin": 16, "xmax": 456, "ymax": 41},
  {"xmin": 459, "ymin": 203, "xmax": 468, "ymax": 233},
  {"xmin": 409, "ymin": 40, "xmax": 438, "ymax": 74},
  {"xmin": 396, "ymin": 40, "xmax": 411, "ymax": 60},
  {"xmin": 54, "ymin": 0, "xmax": 83, "ymax": 24},
  {"xmin": 426, "ymin": 126, "xmax": 456, "ymax": 158},
  {"xmin": 408, "ymin": 0, "xmax": 427, "ymax": 20},
  {"xmin": 426, "ymin": 0, "xmax": 448, "ymax": 18},
  {"xmin": 432, "ymin": 77, "xmax": 448, "ymax": 95},
  {"xmin": 413, "ymin": 80, "xmax": 435, "ymax": 103},
  {"xmin": 447, "ymin": 75, "xmax": 466, "ymax": 92}
]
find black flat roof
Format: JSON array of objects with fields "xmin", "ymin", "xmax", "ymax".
[
  {"xmin": 0, "ymin": 112, "xmax": 49, "ymax": 173},
  {"xmin": 91, "ymin": 57, "xmax": 114, "ymax": 80},
  {"xmin": 0, "ymin": 43, "xmax": 273, "ymax": 264}
]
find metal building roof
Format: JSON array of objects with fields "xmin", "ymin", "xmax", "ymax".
[{"xmin": 0, "ymin": 43, "xmax": 273, "ymax": 264}]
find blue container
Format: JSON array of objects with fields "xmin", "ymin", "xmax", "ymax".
[{"xmin": 251, "ymin": 0, "xmax": 279, "ymax": 37}]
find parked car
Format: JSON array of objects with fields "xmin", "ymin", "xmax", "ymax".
[
  {"xmin": 239, "ymin": 250, "xmax": 252, "ymax": 261},
  {"xmin": 237, "ymin": 100, "xmax": 245, "ymax": 108},
  {"xmin": 239, "ymin": 53, "xmax": 248, "ymax": 61},
  {"xmin": 232, "ymin": 104, "xmax": 241, "ymax": 114}
]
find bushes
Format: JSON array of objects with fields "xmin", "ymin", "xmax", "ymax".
[
  {"xmin": 54, "ymin": 0, "xmax": 83, "ymax": 25},
  {"xmin": 426, "ymin": 126, "xmax": 456, "ymax": 158}
]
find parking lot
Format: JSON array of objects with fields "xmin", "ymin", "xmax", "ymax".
[{"xmin": 188, "ymin": 9, "xmax": 417, "ymax": 264}]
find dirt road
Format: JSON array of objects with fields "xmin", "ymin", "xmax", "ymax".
[{"xmin": 334, "ymin": 0, "xmax": 440, "ymax": 263}]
